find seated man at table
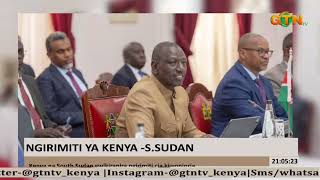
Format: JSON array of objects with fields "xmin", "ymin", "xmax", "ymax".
[
  {"xmin": 212, "ymin": 33, "xmax": 287, "ymax": 137},
  {"xmin": 116, "ymin": 42, "xmax": 213, "ymax": 138}
]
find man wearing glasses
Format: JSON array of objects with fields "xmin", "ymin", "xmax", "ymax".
[{"xmin": 212, "ymin": 33, "xmax": 287, "ymax": 137}]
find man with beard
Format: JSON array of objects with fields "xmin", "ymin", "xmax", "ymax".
[
  {"xmin": 212, "ymin": 33, "xmax": 287, "ymax": 137},
  {"xmin": 116, "ymin": 42, "xmax": 213, "ymax": 138},
  {"xmin": 37, "ymin": 32, "xmax": 87, "ymax": 137},
  {"xmin": 112, "ymin": 42, "xmax": 147, "ymax": 89}
]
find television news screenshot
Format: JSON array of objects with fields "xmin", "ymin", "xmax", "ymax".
[{"xmin": 1, "ymin": 0, "xmax": 320, "ymax": 179}]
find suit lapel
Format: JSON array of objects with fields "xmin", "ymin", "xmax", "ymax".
[
  {"xmin": 72, "ymin": 68, "xmax": 87, "ymax": 88},
  {"xmin": 124, "ymin": 64, "xmax": 137, "ymax": 84},
  {"xmin": 260, "ymin": 76, "xmax": 272, "ymax": 102},
  {"xmin": 21, "ymin": 75, "xmax": 43, "ymax": 116},
  {"xmin": 235, "ymin": 61, "xmax": 265, "ymax": 106},
  {"xmin": 49, "ymin": 65, "xmax": 81, "ymax": 107}
]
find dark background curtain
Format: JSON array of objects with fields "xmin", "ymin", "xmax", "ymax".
[
  {"xmin": 109, "ymin": 0, "xmax": 150, "ymax": 13},
  {"xmin": 174, "ymin": 14, "xmax": 198, "ymax": 88},
  {"xmin": 237, "ymin": 14, "xmax": 252, "ymax": 37},
  {"xmin": 205, "ymin": 0, "xmax": 230, "ymax": 12},
  {"xmin": 272, "ymin": 0, "xmax": 296, "ymax": 13},
  {"xmin": 51, "ymin": 13, "xmax": 76, "ymax": 66}
]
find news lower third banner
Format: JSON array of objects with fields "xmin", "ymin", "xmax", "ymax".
[
  {"xmin": 1, "ymin": 167, "xmax": 320, "ymax": 178},
  {"xmin": 24, "ymin": 138, "xmax": 298, "ymax": 168}
]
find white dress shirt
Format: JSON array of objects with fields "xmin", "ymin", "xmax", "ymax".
[
  {"xmin": 127, "ymin": 64, "xmax": 144, "ymax": 81},
  {"xmin": 17, "ymin": 77, "xmax": 44, "ymax": 129}
]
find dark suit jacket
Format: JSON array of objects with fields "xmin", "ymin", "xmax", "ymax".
[
  {"xmin": 37, "ymin": 64, "xmax": 87, "ymax": 137},
  {"xmin": 112, "ymin": 64, "xmax": 147, "ymax": 89},
  {"xmin": 20, "ymin": 63, "xmax": 36, "ymax": 78},
  {"xmin": 212, "ymin": 61, "xmax": 288, "ymax": 137},
  {"xmin": 18, "ymin": 74, "xmax": 56, "ymax": 147}
]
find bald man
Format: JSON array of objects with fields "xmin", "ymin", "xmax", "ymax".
[
  {"xmin": 212, "ymin": 33, "xmax": 287, "ymax": 137},
  {"xmin": 116, "ymin": 42, "xmax": 213, "ymax": 138},
  {"xmin": 112, "ymin": 42, "xmax": 147, "ymax": 89}
]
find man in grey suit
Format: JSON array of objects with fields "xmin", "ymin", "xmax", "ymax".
[{"xmin": 264, "ymin": 33, "xmax": 292, "ymax": 97}]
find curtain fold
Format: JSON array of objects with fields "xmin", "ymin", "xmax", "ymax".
[
  {"xmin": 51, "ymin": 13, "xmax": 76, "ymax": 65},
  {"xmin": 174, "ymin": 14, "xmax": 198, "ymax": 88},
  {"xmin": 189, "ymin": 14, "xmax": 239, "ymax": 94},
  {"xmin": 205, "ymin": 0, "xmax": 231, "ymax": 12},
  {"xmin": 109, "ymin": 0, "xmax": 150, "ymax": 13},
  {"xmin": 272, "ymin": 0, "xmax": 296, "ymax": 13},
  {"xmin": 18, "ymin": 13, "xmax": 53, "ymax": 76},
  {"xmin": 237, "ymin": 14, "xmax": 252, "ymax": 37}
]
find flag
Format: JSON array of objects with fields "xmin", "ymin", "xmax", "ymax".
[{"xmin": 278, "ymin": 49, "xmax": 293, "ymax": 134}]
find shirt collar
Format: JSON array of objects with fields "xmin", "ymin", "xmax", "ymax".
[
  {"xmin": 126, "ymin": 63, "xmax": 140, "ymax": 74},
  {"xmin": 241, "ymin": 64, "xmax": 259, "ymax": 80},
  {"xmin": 150, "ymin": 75, "xmax": 175, "ymax": 98},
  {"xmin": 53, "ymin": 63, "xmax": 70, "ymax": 74}
]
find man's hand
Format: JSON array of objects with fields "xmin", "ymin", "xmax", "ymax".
[
  {"xmin": 56, "ymin": 124, "xmax": 72, "ymax": 136},
  {"xmin": 200, "ymin": 134, "xmax": 216, "ymax": 138},
  {"xmin": 33, "ymin": 128, "xmax": 65, "ymax": 138}
]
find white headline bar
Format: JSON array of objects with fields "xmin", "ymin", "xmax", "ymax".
[{"xmin": 24, "ymin": 138, "xmax": 298, "ymax": 157}]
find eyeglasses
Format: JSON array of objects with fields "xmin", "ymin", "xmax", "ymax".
[{"xmin": 242, "ymin": 48, "xmax": 274, "ymax": 57}]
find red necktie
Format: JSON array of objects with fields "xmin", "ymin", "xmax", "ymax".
[
  {"xmin": 66, "ymin": 70, "xmax": 83, "ymax": 97},
  {"xmin": 18, "ymin": 79, "xmax": 43, "ymax": 129}
]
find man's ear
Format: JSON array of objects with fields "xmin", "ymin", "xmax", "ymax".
[
  {"xmin": 238, "ymin": 49, "xmax": 246, "ymax": 59},
  {"xmin": 283, "ymin": 48, "xmax": 290, "ymax": 57},
  {"xmin": 151, "ymin": 61, "xmax": 158, "ymax": 75}
]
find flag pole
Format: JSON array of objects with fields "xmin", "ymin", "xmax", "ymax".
[{"xmin": 287, "ymin": 48, "xmax": 293, "ymax": 137}]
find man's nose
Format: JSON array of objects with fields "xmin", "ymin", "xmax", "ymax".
[
  {"xmin": 176, "ymin": 61, "xmax": 184, "ymax": 72},
  {"xmin": 263, "ymin": 52, "xmax": 269, "ymax": 59},
  {"xmin": 64, "ymin": 50, "xmax": 72, "ymax": 58}
]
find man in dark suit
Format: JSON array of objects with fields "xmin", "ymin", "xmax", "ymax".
[
  {"xmin": 18, "ymin": 36, "xmax": 36, "ymax": 77},
  {"xmin": 112, "ymin": 42, "xmax": 147, "ymax": 89},
  {"xmin": 18, "ymin": 75, "xmax": 69, "ymax": 146},
  {"xmin": 18, "ymin": 39, "xmax": 71, "ymax": 147},
  {"xmin": 37, "ymin": 32, "xmax": 87, "ymax": 137},
  {"xmin": 212, "ymin": 33, "xmax": 287, "ymax": 137}
]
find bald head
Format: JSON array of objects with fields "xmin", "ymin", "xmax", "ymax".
[
  {"xmin": 123, "ymin": 42, "xmax": 146, "ymax": 69},
  {"xmin": 151, "ymin": 41, "xmax": 183, "ymax": 63},
  {"xmin": 238, "ymin": 33, "xmax": 270, "ymax": 75},
  {"xmin": 238, "ymin": 33, "xmax": 266, "ymax": 51},
  {"xmin": 151, "ymin": 41, "xmax": 187, "ymax": 90}
]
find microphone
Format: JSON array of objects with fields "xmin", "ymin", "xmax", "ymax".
[{"xmin": 248, "ymin": 100, "xmax": 264, "ymax": 112}]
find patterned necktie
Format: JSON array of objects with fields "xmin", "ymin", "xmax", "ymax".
[
  {"xmin": 138, "ymin": 70, "xmax": 144, "ymax": 77},
  {"xmin": 66, "ymin": 70, "xmax": 83, "ymax": 97},
  {"xmin": 18, "ymin": 79, "xmax": 43, "ymax": 129},
  {"xmin": 255, "ymin": 77, "xmax": 267, "ymax": 105}
]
